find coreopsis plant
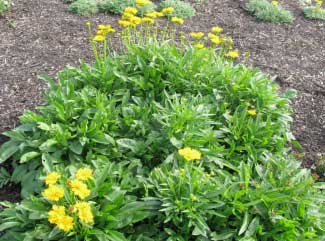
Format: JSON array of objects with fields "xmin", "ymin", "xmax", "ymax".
[
  {"xmin": 0, "ymin": 161, "xmax": 154, "ymax": 240},
  {"xmin": 301, "ymin": 0, "xmax": 325, "ymax": 20}
]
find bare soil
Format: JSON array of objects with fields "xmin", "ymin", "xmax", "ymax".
[{"xmin": 0, "ymin": 0, "xmax": 324, "ymax": 201}]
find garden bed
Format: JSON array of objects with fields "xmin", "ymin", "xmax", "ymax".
[{"xmin": 0, "ymin": 0, "xmax": 324, "ymax": 196}]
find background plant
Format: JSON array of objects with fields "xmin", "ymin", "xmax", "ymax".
[
  {"xmin": 159, "ymin": 0, "xmax": 196, "ymax": 18},
  {"xmin": 98, "ymin": 0, "xmax": 156, "ymax": 15},
  {"xmin": 300, "ymin": 0, "xmax": 325, "ymax": 20},
  {"xmin": 0, "ymin": 0, "xmax": 11, "ymax": 14},
  {"xmin": 68, "ymin": 0, "xmax": 98, "ymax": 16},
  {"xmin": 245, "ymin": 0, "xmax": 294, "ymax": 23}
]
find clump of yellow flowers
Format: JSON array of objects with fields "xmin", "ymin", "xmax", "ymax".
[
  {"xmin": 87, "ymin": 4, "xmax": 240, "ymax": 61},
  {"xmin": 178, "ymin": 147, "xmax": 202, "ymax": 161},
  {"xmin": 42, "ymin": 167, "xmax": 94, "ymax": 233}
]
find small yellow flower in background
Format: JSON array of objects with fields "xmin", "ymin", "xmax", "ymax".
[
  {"xmin": 48, "ymin": 205, "xmax": 66, "ymax": 224},
  {"xmin": 92, "ymin": 35, "xmax": 106, "ymax": 42},
  {"xmin": 56, "ymin": 215, "xmax": 74, "ymax": 232},
  {"xmin": 130, "ymin": 16, "xmax": 142, "ymax": 26},
  {"xmin": 208, "ymin": 32, "xmax": 218, "ymax": 39},
  {"xmin": 45, "ymin": 172, "xmax": 60, "ymax": 186},
  {"xmin": 124, "ymin": 7, "xmax": 138, "ymax": 15},
  {"xmin": 122, "ymin": 13, "xmax": 135, "ymax": 20},
  {"xmin": 76, "ymin": 167, "xmax": 93, "ymax": 181},
  {"xmin": 316, "ymin": 0, "xmax": 323, "ymax": 6},
  {"xmin": 191, "ymin": 194, "xmax": 198, "ymax": 202},
  {"xmin": 43, "ymin": 185, "xmax": 64, "ymax": 201},
  {"xmin": 161, "ymin": 7, "xmax": 174, "ymax": 15},
  {"xmin": 68, "ymin": 179, "xmax": 90, "ymax": 200},
  {"xmin": 247, "ymin": 109, "xmax": 257, "ymax": 116},
  {"xmin": 85, "ymin": 21, "xmax": 91, "ymax": 27},
  {"xmin": 194, "ymin": 43, "xmax": 205, "ymax": 49},
  {"xmin": 190, "ymin": 32, "xmax": 204, "ymax": 40},
  {"xmin": 171, "ymin": 17, "xmax": 184, "ymax": 24},
  {"xmin": 141, "ymin": 17, "xmax": 155, "ymax": 25},
  {"xmin": 97, "ymin": 24, "xmax": 115, "ymax": 34},
  {"xmin": 210, "ymin": 35, "xmax": 222, "ymax": 45},
  {"xmin": 118, "ymin": 20, "xmax": 132, "ymax": 28},
  {"xmin": 136, "ymin": 0, "xmax": 152, "ymax": 7},
  {"xmin": 73, "ymin": 202, "xmax": 94, "ymax": 224},
  {"xmin": 271, "ymin": 1, "xmax": 279, "ymax": 6},
  {"xmin": 211, "ymin": 26, "xmax": 223, "ymax": 33},
  {"xmin": 178, "ymin": 147, "xmax": 202, "ymax": 161},
  {"xmin": 225, "ymin": 49, "xmax": 239, "ymax": 59},
  {"xmin": 145, "ymin": 11, "xmax": 162, "ymax": 18}
]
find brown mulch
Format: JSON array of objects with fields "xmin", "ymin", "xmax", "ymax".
[{"xmin": 0, "ymin": 0, "xmax": 324, "ymax": 201}]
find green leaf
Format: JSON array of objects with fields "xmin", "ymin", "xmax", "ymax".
[
  {"xmin": 0, "ymin": 140, "xmax": 20, "ymax": 164},
  {"xmin": 106, "ymin": 230, "xmax": 128, "ymax": 241},
  {"xmin": 20, "ymin": 152, "xmax": 40, "ymax": 163},
  {"xmin": 69, "ymin": 140, "xmax": 83, "ymax": 154},
  {"xmin": 239, "ymin": 211, "xmax": 249, "ymax": 235},
  {"xmin": 211, "ymin": 231, "xmax": 235, "ymax": 240},
  {"xmin": 39, "ymin": 139, "xmax": 57, "ymax": 151},
  {"xmin": 0, "ymin": 221, "xmax": 21, "ymax": 231}
]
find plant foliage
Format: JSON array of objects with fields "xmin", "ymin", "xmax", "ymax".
[
  {"xmin": 0, "ymin": 7, "xmax": 325, "ymax": 241},
  {"xmin": 159, "ymin": 0, "xmax": 196, "ymax": 18},
  {"xmin": 245, "ymin": 0, "xmax": 294, "ymax": 23}
]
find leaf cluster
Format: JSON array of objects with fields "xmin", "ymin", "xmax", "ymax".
[
  {"xmin": 159, "ymin": 0, "xmax": 196, "ymax": 18},
  {"xmin": 0, "ymin": 41, "xmax": 325, "ymax": 240},
  {"xmin": 245, "ymin": 0, "xmax": 294, "ymax": 23}
]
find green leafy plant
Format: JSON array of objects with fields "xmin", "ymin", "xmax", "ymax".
[
  {"xmin": 1, "ymin": 13, "xmax": 325, "ymax": 241},
  {"xmin": 245, "ymin": 0, "xmax": 294, "ymax": 23},
  {"xmin": 68, "ymin": 0, "xmax": 98, "ymax": 16},
  {"xmin": 0, "ymin": 0, "xmax": 11, "ymax": 14},
  {"xmin": 159, "ymin": 0, "xmax": 196, "ymax": 18},
  {"xmin": 301, "ymin": 0, "xmax": 325, "ymax": 20},
  {"xmin": 98, "ymin": 0, "xmax": 156, "ymax": 15},
  {"xmin": 0, "ymin": 159, "xmax": 156, "ymax": 240}
]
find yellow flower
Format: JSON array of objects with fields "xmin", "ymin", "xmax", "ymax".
[
  {"xmin": 271, "ymin": 1, "xmax": 279, "ymax": 6},
  {"xmin": 191, "ymin": 194, "xmax": 198, "ymax": 202},
  {"xmin": 145, "ymin": 11, "xmax": 162, "ymax": 18},
  {"xmin": 225, "ymin": 49, "xmax": 239, "ymax": 59},
  {"xmin": 208, "ymin": 33, "xmax": 217, "ymax": 39},
  {"xmin": 161, "ymin": 7, "xmax": 174, "ymax": 15},
  {"xmin": 118, "ymin": 20, "xmax": 131, "ymax": 28},
  {"xmin": 141, "ymin": 17, "xmax": 155, "ymax": 25},
  {"xmin": 124, "ymin": 7, "xmax": 138, "ymax": 15},
  {"xmin": 211, "ymin": 26, "xmax": 223, "ymax": 33},
  {"xmin": 210, "ymin": 36, "xmax": 222, "ymax": 45},
  {"xmin": 48, "ymin": 205, "xmax": 65, "ymax": 224},
  {"xmin": 92, "ymin": 35, "xmax": 106, "ymax": 42},
  {"xmin": 136, "ymin": 0, "xmax": 152, "ymax": 6},
  {"xmin": 43, "ymin": 185, "xmax": 64, "ymax": 202},
  {"xmin": 316, "ymin": 0, "xmax": 322, "ymax": 6},
  {"xmin": 74, "ymin": 201, "xmax": 94, "ymax": 224},
  {"xmin": 130, "ymin": 16, "xmax": 142, "ymax": 26},
  {"xmin": 76, "ymin": 167, "xmax": 93, "ymax": 181},
  {"xmin": 122, "ymin": 13, "xmax": 134, "ymax": 20},
  {"xmin": 178, "ymin": 147, "xmax": 202, "ymax": 161},
  {"xmin": 68, "ymin": 179, "xmax": 90, "ymax": 200},
  {"xmin": 98, "ymin": 24, "xmax": 109, "ymax": 30},
  {"xmin": 190, "ymin": 32, "xmax": 204, "ymax": 40},
  {"xmin": 45, "ymin": 172, "xmax": 60, "ymax": 186},
  {"xmin": 171, "ymin": 17, "xmax": 184, "ymax": 24},
  {"xmin": 247, "ymin": 109, "xmax": 257, "ymax": 116},
  {"xmin": 56, "ymin": 215, "xmax": 74, "ymax": 232},
  {"xmin": 194, "ymin": 43, "xmax": 205, "ymax": 49},
  {"xmin": 85, "ymin": 21, "xmax": 91, "ymax": 27},
  {"xmin": 106, "ymin": 27, "xmax": 116, "ymax": 33}
]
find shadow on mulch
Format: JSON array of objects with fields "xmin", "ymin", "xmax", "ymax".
[{"xmin": 0, "ymin": 0, "xmax": 324, "ymax": 201}]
